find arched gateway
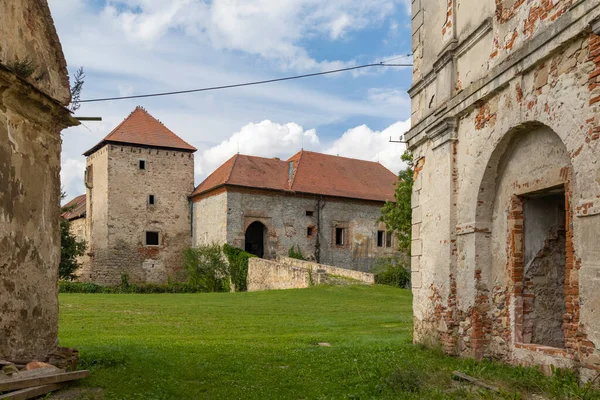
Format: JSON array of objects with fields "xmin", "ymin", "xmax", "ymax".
[{"xmin": 245, "ymin": 221, "xmax": 267, "ymax": 258}]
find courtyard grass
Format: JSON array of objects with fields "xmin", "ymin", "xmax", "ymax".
[{"xmin": 58, "ymin": 286, "xmax": 599, "ymax": 399}]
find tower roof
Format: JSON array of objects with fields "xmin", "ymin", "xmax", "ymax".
[{"xmin": 83, "ymin": 106, "xmax": 197, "ymax": 156}]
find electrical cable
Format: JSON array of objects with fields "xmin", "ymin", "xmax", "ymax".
[{"xmin": 80, "ymin": 58, "xmax": 413, "ymax": 103}]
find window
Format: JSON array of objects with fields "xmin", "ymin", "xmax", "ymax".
[
  {"xmin": 306, "ymin": 210, "xmax": 314, "ymax": 216},
  {"xmin": 335, "ymin": 227, "xmax": 345, "ymax": 246},
  {"xmin": 145, "ymin": 231, "xmax": 159, "ymax": 246},
  {"xmin": 307, "ymin": 227, "xmax": 314, "ymax": 236},
  {"xmin": 377, "ymin": 230, "xmax": 385, "ymax": 247},
  {"xmin": 386, "ymin": 231, "xmax": 393, "ymax": 248},
  {"xmin": 148, "ymin": 195, "xmax": 156, "ymax": 205},
  {"xmin": 84, "ymin": 165, "xmax": 93, "ymax": 188},
  {"xmin": 139, "ymin": 159, "xmax": 146, "ymax": 170}
]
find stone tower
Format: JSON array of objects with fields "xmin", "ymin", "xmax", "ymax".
[{"xmin": 81, "ymin": 107, "xmax": 196, "ymax": 284}]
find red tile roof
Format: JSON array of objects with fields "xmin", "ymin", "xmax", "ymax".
[
  {"xmin": 84, "ymin": 106, "xmax": 197, "ymax": 156},
  {"xmin": 191, "ymin": 151, "xmax": 397, "ymax": 202},
  {"xmin": 61, "ymin": 194, "xmax": 86, "ymax": 220}
]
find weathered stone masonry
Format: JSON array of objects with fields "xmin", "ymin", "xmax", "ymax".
[
  {"xmin": 407, "ymin": 0, "xmax": 600, "ymax": 379},
  {"xmin": 0, "ymin": 0, "xmax": 78, "ymax": 360}
]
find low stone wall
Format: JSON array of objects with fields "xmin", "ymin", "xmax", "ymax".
[
  {"xmin": 247, "ymin": 258, "xmax": 318, "ymax": 292},
  {"xmin": 247, "ymin": 257, "xmax": 375, "ymax": 292},
  {"xmin": 277, "ymin": 257, "xmax": 375, "ymax": 284}
]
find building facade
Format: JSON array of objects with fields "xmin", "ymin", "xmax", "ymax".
[
  {"xmin": 0, "ymin": 0, "xmax": 78, "ymax": 360},
  {"xmin": 407, "ymin": 0, "xmax": 600, "ymax": 378},
  {"xmin": 191, "ymin": 151, "xmax": 399, "ymax": 270},
  {"xmin": 79, "ymin": 107, "xmax": 196, "ymax": 284}
]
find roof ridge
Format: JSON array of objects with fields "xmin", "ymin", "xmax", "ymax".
[
  {"xmin": 288, "ymin": 149, "xmax": 304, "ymax": 190},
  {"xmin": 226, "ymin": 153, "xmax": 240, "ymax": 183}
]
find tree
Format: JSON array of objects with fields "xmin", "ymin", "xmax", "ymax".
[
  {"xmin": 60, "ymin": 192, "xmax": 87, "ymax": 280},
  {"xmin": 379, "ymin": 150, "xmax": 414, "ymax": 254},
  {"xmin": 68, "ymin": 67, "xmax": 85, "ymax": 113}
]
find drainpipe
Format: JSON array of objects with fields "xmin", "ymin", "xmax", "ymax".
[{"xmin": 316, "ymin": 195, "xmax": 324, "ymax": 263}]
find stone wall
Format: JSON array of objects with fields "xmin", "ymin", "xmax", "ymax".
[
  {"xmin": 83, "ymin": 144, "xmax": 194, "ymax": 284},
  {"xmin": 407, "ymin": 0, "xmax": 600, "ymax": 379},
  {"xmin": 0, "ymin": 0, "xmax": 77, "ymax": 360},
  {"xmin": 247, "ymin": 258, "xmax": 318, "ymax": 292},
  {"xmin": 277, "ymin": 257, "xmax": 375, "ymax": 284},
  {"xmin": 192, "ymin": 189, "xmax": 228, "ymax": 246},
  {"xmin": 193, "ymin": 187, "xmax": 397, "ymax": 271}
]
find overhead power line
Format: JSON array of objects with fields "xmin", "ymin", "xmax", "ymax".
[{"xmin": 80, "ymin": 59, "xmax": 413, "ymax": 103}]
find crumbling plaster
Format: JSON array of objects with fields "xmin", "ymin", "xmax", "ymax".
[
  {"xmin": 0, "ymin": 0, "xmax": 77, "ymax": 360},
  {"xmin": 407, "ymin": 0, "xmax": 600, "ymax": 378}
]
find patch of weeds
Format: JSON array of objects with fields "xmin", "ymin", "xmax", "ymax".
[
  {"xmin": 79, "ymin": 350, "xmax": 130, "ymax": 369},
  {"xmin": 8, "ymin": 58, "xmax": 36, "ymax": 79},
  {"xmin": 385, "ymin": 365, "xmax": 422, "ymax": 393}
]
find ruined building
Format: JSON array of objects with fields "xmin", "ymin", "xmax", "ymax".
[
  {"xmin": 0, "ymin": 1, "xmax": 78, "ymax": 360},
  {"xmin": 79, "ymin": 107, "xmax": 196, "ymax": 284},
  {"xmin": 407, "ymin": 0, "xmax": 600, "ymax": 378},
  {"xmin": 190, "ymin": 151, "xmax": 398, "ymax": 269},
  {"xmin": 68, "ymin": 110, "xmax": 399, "ymax": 283}
]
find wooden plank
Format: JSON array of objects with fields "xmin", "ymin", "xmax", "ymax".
[
  {"xmin": 0, "ymin": 370, "xmax": 89, "ymax": 392},
  {"xmin": 0, "ymin": 367, "xmax": 63, "ymax": 383},
  {"xmin": 452, "ymin": 371, "xmax": 501, "ymax": 393},
  {"xmin": 0, "ymin": 383, "xmax": 65, "ymax": 400}
]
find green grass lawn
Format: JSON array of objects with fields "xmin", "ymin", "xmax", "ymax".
[{"xmin": 58, "ymin": 286, "xmax": 599, "ymax": 399}]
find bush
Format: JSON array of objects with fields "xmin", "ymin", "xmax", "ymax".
[
  {"xmin": 372, "ymin": 255, "xmax": 410, "ymax": 288},
  {"xmin": 288, "ymin": 245, "xmax": 306, "ymax": 260},
  {"xmin": 223, "ymin": 244, "xmax": 255, "ymax": 292},
  {"xmin": 183, "ymin": 244, "xmax": 230, "ymax": 292},
  {"xmin": 58, "ymin": 280, "xmax": 205, "ymax": 294}
]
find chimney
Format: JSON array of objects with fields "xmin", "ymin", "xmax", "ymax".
[{"xmin": 288, "ymin": 161, "xmax": 294, "ymax": 182}]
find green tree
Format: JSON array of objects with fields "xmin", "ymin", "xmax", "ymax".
[
  {"xmin": 60, "ymin": 194, "xmax": 87, "ymax": 281},
  {"xmin": 379, "ymin": 150, "xmax": 414, "ymax": 254}
]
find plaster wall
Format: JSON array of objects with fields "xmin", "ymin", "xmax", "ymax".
[
  {"xmin": 0, "ymin": 0, "xmax": 75, "ymax": 359},
  {"xmin": 408, "ymin": 0, "xmax": 600, "ymax": 378}
]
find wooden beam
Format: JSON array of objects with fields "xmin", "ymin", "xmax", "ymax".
[
  {"xmin": 0, "ymin": 383, "xmax": 65, "ymax": 400},
  {"xmin": 452, "ymin": 371, "xmax": 500, "ymax": 393},
  {"xmin": 0, "ymin": 370, "xmax": 89, "ymax": 392}
]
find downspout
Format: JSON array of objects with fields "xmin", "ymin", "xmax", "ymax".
[{"xmin": 316, "ymin": 195, "xmax": 324, "ymax": 263}]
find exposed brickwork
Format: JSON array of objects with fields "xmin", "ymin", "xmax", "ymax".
[{"xmin": 441, "ymin": 0, "xmax": 453, "ymax": 37}]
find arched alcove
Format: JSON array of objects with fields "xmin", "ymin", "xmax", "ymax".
[{"xmin": 472, "ymin": 121, "xmax": 573, "ymax": 353}]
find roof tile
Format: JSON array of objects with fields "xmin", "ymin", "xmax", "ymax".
[
  {"xmin": 84, "ymin": 106, "xmax": 197, "ymax": 156},
  {"xmin": 191, "ymin": 151, "xmax": 397, "ymax": 202}
]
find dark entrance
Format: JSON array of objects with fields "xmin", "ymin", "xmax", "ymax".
[{"xmin": 245, "ymin": 221, "xmax": 266, "ymax": 257}]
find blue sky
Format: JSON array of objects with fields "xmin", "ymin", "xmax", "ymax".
[{"xmin": 49, "ymin": 0, "xmax": 412, "ymax": 199}]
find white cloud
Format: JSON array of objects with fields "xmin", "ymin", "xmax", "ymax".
[
  {"xmin": 97, "ymin": 0, "xmax": 402, "ymax": 70},
  {"xmin": 198, "ymin": 120, "xmax": 319, "ymax": 176},
  {"xmin": 324, "ymin": 120, "xmax": 410, "ymax": 174},
  {"xmin": 197, "ymin": 118, "xmax": 409, "ymax": 183},
  {"xmin": 61, "ymin": 158, "xmax": 86, "ymax": 200}
]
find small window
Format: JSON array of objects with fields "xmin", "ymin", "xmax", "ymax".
[
  {"xmin": 306, "ymin": 210, "xmax": 314, "ymax": 216},
  {"xmin": 307, "ymin": 227, "xmax": 314, "ymax": 236},
  {"xmin": 148, "ymin": 195, "xmax": 155, "ymax": 205},
  {"xmin": 377, "ymin": 230, "xmax": 385, "ymax": 247},
  {"xmin": 386, "ymin": 231, "xmax": 393, "ymax": 248},
  {"xmin": 139, "ymin": 159, "xmax": 146, "ymax": 170},
  {"xmin": 335, "ymin": 227, "xmax": 345, "ymax": 246},
  {"xmin": 145, "ymin": 231, "xmax": 159, "ymax": 246}
]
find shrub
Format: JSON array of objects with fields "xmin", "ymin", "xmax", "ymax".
[
  {"xmin": 183, "ymin": 244, "xmax": 230, "ymax": 292},
  {"xmin": 223, "ymin": 244, "xmax": 256, "ymax": 292},
  {"xmin": 58, "ymin": 280, "xmax": 204, "ymax": 294},
  {"xmin": 288, "ymin": 245, "xmax": 306, "ymax": 260},
  {"xmin": 372, "ymin": 255, "xmax": 410, "ymax": 288}
]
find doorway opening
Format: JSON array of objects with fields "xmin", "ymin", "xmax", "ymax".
[
  {"xmin": 521, "ymin": 186, "xmax": 566, "ymax": 348},
  {"xmin": 245, "ymin": 221, "xmax": 267, "ymax": 258}
]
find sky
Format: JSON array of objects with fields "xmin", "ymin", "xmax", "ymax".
[{"xmin": 48, "ymin": 0, "xmax": 413, "ymax": 200}]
